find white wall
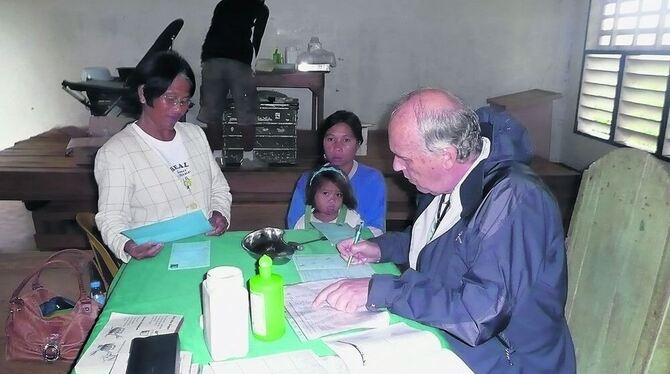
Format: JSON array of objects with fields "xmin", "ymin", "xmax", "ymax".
[{"xmin": 2, "ymin": 0, "xmax": 602, "ymax": 170}]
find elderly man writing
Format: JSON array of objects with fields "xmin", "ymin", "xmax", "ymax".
[{"xmin": 314, "ymin": 88, "xmax": 576, "ymax": 372}]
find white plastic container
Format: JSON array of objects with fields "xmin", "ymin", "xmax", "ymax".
[
  {"xmin": 202, "ymin": 266, "xmax": 249, "ymax": 361},
  {"xmin": 285, "ymin": 46, "xmax": 298, "ymax": 65}
]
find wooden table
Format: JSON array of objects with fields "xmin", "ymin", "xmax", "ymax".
[
  {"xmin": 255, "ymin": 71, "xmax": 327, "ymax": 130},
  {"xmin": 0, "ymin": 129, "xmax": 580, "ymax": 250},
  {"xmin": 0, "ymin": 128, "xmax": 416, "ymax": 250}
]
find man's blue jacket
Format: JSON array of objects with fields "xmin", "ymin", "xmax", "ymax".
[{"xmin": 367, "ymin": 108, "xmax": 576, "ymax": 373}]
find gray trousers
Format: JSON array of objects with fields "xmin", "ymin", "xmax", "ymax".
[{"xmin": 197, "ymin": 58, "xmax": 258, "ymax": 150}]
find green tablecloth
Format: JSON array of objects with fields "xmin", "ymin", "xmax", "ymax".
[{"xmin": 82, "ymin": 229, "xmax": 449, "ymax": 365}]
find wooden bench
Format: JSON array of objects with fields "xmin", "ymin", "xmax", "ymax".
[{"xmin": 0, "ymin": 128, "xmax": 580, "ymax": 249}]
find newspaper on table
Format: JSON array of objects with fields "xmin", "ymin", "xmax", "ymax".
[
  {"xmin": 75, "ymin": 312, "xmax": 183, "ymax": 374},
  {"xmin": 284, "ymin": 279, "xmax": 389, "ymax": 341}
]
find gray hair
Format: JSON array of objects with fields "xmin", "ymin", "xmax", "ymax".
[{"xmin": 391, "ymin": 88, "xmax": 483, "ymax": 162}]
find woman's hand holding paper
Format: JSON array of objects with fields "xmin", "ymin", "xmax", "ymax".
[
  {"xmin": 207, "ymin": 210, "xmax": 228, "ymax": 236},
  {"xmin": 124, "ymin": 240, "xmax": 164, "ymax": 260}
]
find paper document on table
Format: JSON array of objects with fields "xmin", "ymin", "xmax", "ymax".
[
  {"xmin": 208, "ymin": 349, "xmax": 330, "ymax": 374},
  {"xmin": 293, "ymin": 254, "xmax": 374, "ymax": 282},
  {"xmin": 325, "ymin": 323, "xmax": 473, "ymax": 374},
  {"xmin": 74, "ymin": 312, "xmax": 183, "ymax": 374},
  {"xmin": 284, "ymin": 279, "xmax": 389, "ymax": 341},
  {"xmin": 179, "ymin": 351, "xmax": 192, "ymax": 374},
  {"xmin": 121, "ymin": 210, "xmax": 213, "ymax": 245},
  {"xmin": 311, "ymin": 222, "xmax": 356, "ymax": 245},
  {"xmin": 169, "ymin": 241, "xmax": 211, "ymax": 270}
]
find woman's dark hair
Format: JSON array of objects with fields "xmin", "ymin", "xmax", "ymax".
[
  {"xmin": 130, "ymin": 50, "xmax": 196, "ymax": 106},
  {"xmin": 317, "ymin": 110, "xmax": 364, "ymax": 153},
  {"xmin": 306, "ymin": 165, "xmax": 357, "ymax": 210}
]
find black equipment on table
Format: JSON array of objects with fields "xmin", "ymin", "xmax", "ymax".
[{"xmin": 61, "ymin": 19, "xmax": 184, "ymax": 117}]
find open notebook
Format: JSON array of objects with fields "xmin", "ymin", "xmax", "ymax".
[{"xmin": 325, "ymin": 323, "xmax": 473, "ymax": 374}]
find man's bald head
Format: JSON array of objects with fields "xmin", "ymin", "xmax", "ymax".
[{"xmin": 389, "ymin": 88, "xmax": 482, "ymax": 162}]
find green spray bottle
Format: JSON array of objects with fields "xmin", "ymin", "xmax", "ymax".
[{"xmin": 249, "ymin": 255, "xmax": 285, "ymax": 341}]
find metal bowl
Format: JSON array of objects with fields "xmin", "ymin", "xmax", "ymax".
[{"xmin": 241, "ymin": 227, "xmax": 299, "ymax": 265}]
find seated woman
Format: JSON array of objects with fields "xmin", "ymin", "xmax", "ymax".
[
  {"xmin": 287, "ymin": 110, "xmax": 386, "ymax": 233},
  {"xmin": 94, "ymin": 51, "xmax": 232, "ymax": 263},
  {"xmin": 294, "ymin": 164, "xmax": 377, "ymax": 234}
]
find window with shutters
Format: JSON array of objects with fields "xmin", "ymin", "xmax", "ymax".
[{"xmin": 576, "ymin": 0, "xmax": 670, "ymax": 159}]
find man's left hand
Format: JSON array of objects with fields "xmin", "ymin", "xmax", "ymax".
[
  {"xmin": 207, "ymin": 210, "xmax": 228, "ymax": 236},
  {"xmin": 312, "ymin": 278, "xmax": 371, "ymax": 313}
]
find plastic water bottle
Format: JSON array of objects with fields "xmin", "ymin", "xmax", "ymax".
[
  {"xmin": 90, "ymin": 280, "xmax": 106, "ymax": 305},
  {"xmin": 202, "ymin": 266, "xmax": 249, "ymax": 360},
  {"xmin": 272, "ymin": 48, "xmax": 283, "ymax": 64}
]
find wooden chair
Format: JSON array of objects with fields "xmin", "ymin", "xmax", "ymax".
[
  {"xmin": 75, "ymin": 212, "xmax": 121, "ymax": 291},
  {"xmin": 565, "ymin": 148, "xmax": 670, "ymax": 373}
]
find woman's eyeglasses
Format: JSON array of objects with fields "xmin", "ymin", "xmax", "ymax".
[{"xmin": 161, "ymin": 95, "xmax": 194, "ymax": 109}]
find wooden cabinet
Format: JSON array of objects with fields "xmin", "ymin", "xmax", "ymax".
[{"xmin": 487, "ymin": 89, "xmax": 561, "ymax": 160}]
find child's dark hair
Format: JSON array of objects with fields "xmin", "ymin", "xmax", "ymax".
[{"xmin": 306, "ymin": 165, "xmax": 357, "ymax": 210}]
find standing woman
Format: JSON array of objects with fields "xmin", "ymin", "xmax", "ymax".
[
  {"xmin": 287, "ymin": 110, "xmax": 386, "ymax": 235},
  {"xmin": 95, "ymin": 51, "xmax": 232, "ymax": 263}
]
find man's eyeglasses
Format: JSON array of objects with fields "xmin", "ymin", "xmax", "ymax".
[{"xmin": 161, "ymin": 95, "xmax": 194, "ymax": 109}]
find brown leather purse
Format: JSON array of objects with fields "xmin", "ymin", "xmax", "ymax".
[{"xmin": 5, "ymin": 249, "xmax": 101, "ymax": 361}]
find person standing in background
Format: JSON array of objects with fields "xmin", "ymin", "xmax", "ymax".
[{"xmin": 198, "ymin": 0, "xmax": 269, "ymax": 169}]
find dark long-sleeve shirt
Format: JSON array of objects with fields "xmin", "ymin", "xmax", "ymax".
[{"xmin": 201, "ymin": 0, "xmax": 269, "ymax": 65}]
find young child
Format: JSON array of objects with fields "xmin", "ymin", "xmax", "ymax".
[{"xmin": 293, "ymin": 164, "xmax": 365, "ymax": 230}]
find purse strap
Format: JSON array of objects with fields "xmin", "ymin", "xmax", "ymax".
[
  {"xmin": 10, "ymin": 250, "xmax": 92, "ymax": 301},
  {"xmin": 44, "ymin": 248, "xmax": 93, "ymax": 272}
]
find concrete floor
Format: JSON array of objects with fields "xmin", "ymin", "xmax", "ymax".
[{"xmin": 0, "ymin": 201, "xmax": 77, "ymax": 373}]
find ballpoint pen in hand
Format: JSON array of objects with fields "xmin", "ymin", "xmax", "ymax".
[{"xmin": 346, "ymin": 222, "xmax": 364, "ymax": 269}]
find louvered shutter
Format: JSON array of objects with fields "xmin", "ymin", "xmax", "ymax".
[
  {"xmin": 577, "ymin": 54, "xmax": 621, "ymax": 139},
  {"xmin": 615, "ymin": 55, "xmax": 670, "ymax": 152}
]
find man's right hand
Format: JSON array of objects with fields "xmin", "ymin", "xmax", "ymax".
[
  {"xmin": 123, "ymin": 240, "xmax": 164, "ymax": 260},
  {"xmin": 336, "ymin": 238, "xmax": 381, "ymax": 265}
]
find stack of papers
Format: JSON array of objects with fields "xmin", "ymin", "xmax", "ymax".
[{"xmin": 284, "ymin": 279, "xmax": 390, "ymax": 341}]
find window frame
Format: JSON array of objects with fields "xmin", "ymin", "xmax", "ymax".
[{"xmin": 575, "ymin": 0, "xmax": 670, "ymax": 161}]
